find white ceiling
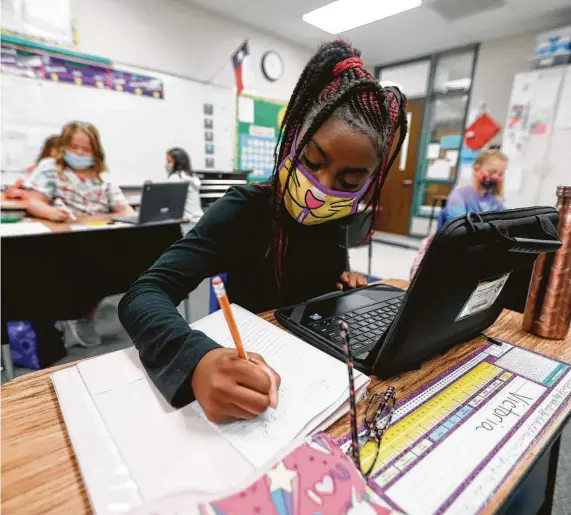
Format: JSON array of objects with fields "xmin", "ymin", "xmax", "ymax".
[{"xmin": 189, "ymin": 0, "xmax": 571, "ymax": 66}]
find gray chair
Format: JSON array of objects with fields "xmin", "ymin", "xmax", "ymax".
[{"xmin": 344, "ymin": 207, "xmax": 375, "ymax": 276}]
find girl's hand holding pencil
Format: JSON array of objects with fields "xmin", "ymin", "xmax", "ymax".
[{"xmin": 191, "ymin": 276, "xmax": 280, "ymax": 424}]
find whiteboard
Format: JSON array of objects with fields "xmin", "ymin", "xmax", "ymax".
[
  {"xmin": 1, "ymin": 65, "xmax": 235, "ymax": 185},
  {"xmin": 503, "ymin": 66, "xmax": 569, "ymax": 209}
]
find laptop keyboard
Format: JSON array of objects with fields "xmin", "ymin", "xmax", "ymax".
[{"xmin": 307, "ymin": 296, "xmax": 403, "ymax": 355}]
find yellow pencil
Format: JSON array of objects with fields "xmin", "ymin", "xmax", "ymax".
[{"xmin": 212, "ymin": 276, "xmax": 248, "ymax": 360}]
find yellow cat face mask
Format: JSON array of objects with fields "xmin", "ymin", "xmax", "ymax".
[{"xmin": 278, "ymin": 135, "xmax": 373, "ymax": 225}]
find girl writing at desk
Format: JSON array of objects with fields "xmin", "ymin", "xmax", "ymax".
[
  {"xmin": 26, "ymin": 121, "xmax": 135, "ymax": 348},
  {"xmin": 119, "ymin": 41, "xmax": 407, "ymax": 423}
]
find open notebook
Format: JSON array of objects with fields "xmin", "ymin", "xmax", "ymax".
[{"xmin": 52, "ymin": 306, "xmax": 369, "ymax": 514}]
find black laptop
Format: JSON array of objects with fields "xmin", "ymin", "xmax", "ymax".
[
  {"xmin": 276, "ymin": 206, "xmax": 561, "ymax": 378},
  {"xmin": 114, "ymin": 182, "xmax": 188, "ymax": 225}
]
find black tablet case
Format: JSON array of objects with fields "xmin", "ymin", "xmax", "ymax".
[{"xmin": 276, "ymin": 207, "xmax": 561, "ymax": 379}]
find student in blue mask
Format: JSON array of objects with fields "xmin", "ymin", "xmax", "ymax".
[
  {"xmin": 26, "ymin": 121, "xmax": 134, "ymax": 222},
  {"xmin": 26, "ymin": 121, "xmax": 135, "ymax": 348},
  {"xmin": 119, "ymin": 41, "xmax": 407, "ymax": 423}
]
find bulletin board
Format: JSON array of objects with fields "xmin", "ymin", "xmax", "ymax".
[{"xmin": 236, "ymin": 93, "xmax": 287, "ymax": 182}]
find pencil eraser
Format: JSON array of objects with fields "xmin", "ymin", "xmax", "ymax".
[{"xmin": 212, "ymin": 276, "xmax": 226, "ymax": 297}]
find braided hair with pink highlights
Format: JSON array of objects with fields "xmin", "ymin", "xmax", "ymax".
[{"xmin": 269, "ymin": 40, "xmax": 408, "ymax": 283}]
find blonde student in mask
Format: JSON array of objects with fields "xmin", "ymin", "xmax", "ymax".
[
  {"xmin": 439, "ymin": 148, "xmax": 508, "ymax": 229},
  {"xmin": 166, "ymin": 147, "xmax": 204, "ymax": 227},
  {"xmin": 26, "ymin": 121, "xmax": 135, "ymax": 347},
  {"xmin": 119, "ymin": 41, "xmax": 407, "ymax": 422},
  {"xmin": 410, "ymin": 148, "xmax": 508, "ymax": 279},
  {"xmin": 27, "ymin": 121, "xmax": 134, "ymax": 222}
]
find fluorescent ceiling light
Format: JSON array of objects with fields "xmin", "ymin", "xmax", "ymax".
[{"xmin": 303, "ymin": 0, "xmax": 422, "ymax": 35}]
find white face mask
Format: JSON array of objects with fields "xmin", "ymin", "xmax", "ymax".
[{"xmin": 165, "ymin": 163, "xmax": 174, "ymax": 174}]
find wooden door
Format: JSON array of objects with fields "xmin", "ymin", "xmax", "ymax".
[{"xmin": 376, "ymin": 99, "xmax": 424, "ymax": 235}]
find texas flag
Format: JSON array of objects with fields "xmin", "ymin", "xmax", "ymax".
[{"xmin": 231, "ymin": 40, "xmax": 249, "ymax": 94}]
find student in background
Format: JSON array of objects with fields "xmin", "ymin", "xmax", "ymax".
[
  {"xmin": 4, "ymin": 135, "xmax": 59, "ymax": 199},
  {"xmin": 26, "ymin": 121, "xmax": 134, "ymax": 222},
  {"xmin": 166, "ymin": 147, "xmax": 204, "ymax": 226},
  {"xmin": 411, "ymin": 149, "xmax": 508, "ymax": 279},
  {"xmin": 439, "ymin": 149, "xmax": 508, "ymax": 229},
  {"xmin": 27, "ymin": 135, "xmax": 60, "ymax": 174},
  {"xmin": 26, "ymin": 121, "xmax": 135, "ymax": 347},
  {"xmin": 119, "ymin": 40, "xmax": 407, "ymax": 422}
]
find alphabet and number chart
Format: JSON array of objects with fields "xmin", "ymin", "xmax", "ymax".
[{"xmin": 339, "ymin": 341, "xmax": 571, "ymax": 515}]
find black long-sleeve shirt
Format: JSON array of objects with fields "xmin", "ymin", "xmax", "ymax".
[{"xmin": 118, "ymin": 185, "xmax": 348, "ymax": 408}]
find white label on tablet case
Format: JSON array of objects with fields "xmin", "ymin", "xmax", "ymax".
[{"xmin": 456, "ymin": 273, "xmax": 511, "ymax": 321}]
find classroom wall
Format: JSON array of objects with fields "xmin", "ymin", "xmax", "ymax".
[
  {"xmin": 469, "ymin": 32, "xmax": 537, "ymax": 132},
  {"xmin": 454, "ymin": 32, "xmax": 537, "ymax": 188},
  {"xmin": 74, "ymin": 0, "xmax": 312, "ymax": 101}
]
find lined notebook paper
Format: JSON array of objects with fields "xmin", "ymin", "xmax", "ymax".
[
  {"xmin": 191, "ymin": 305, "xmax": 370, "ymax": 467},
  {"xmin": 51, "ymin": 306, "xmax": 369, "ymax": 513}
]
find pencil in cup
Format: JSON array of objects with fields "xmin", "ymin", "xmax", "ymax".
[
  {"xmin": 340, "ymin": 320, "xmax": 361, "ymax": 470},
  {"xmin": 211, "ymin": 276, "xmax": 248, "ymax": 360}
]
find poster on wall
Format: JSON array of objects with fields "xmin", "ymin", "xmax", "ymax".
[
  {"xmin": 44, "ymin": 55, "xmax": 109, "ymax": 89},
  {"xmin": 236, "ymin": 94, "xmax": 287, "ymax": 181},
  {"xmin": 501, "ymin": 71, "xmax": 540, "ymax": 192},
  {"xmin": 111, "ymin": 70, "xmax": 164, "ymax": 98},
  {"xmin": 0, "ymin": 42, "xmax": 164, "ymax": 99},
  {"xmin": 1, "ymin": 44, "xmax": 42, "ymax": 78},
  {"xmin": 527, "ymin": 72, "xmax": 561, "ymax": 136},
  {"xmin": 504, "ymin": 72, "xmax": 538, "ymax": 150}
]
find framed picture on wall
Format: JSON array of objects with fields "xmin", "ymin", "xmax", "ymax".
[
  {"xmin": 205, "ymin": 143, "xmax": 215, "ymax": 155},
  {"xmin": 203, "ymin": 103, "xmax": 214, "ymax": 115},
  {"xmin": 204, "ymin": 118, "xmax": 213, "ymax": 129},
  {"xmin": 205, "ymin": 157, "xmax": 215, "ymax": 168},
  {"xmin": 205, "ymin": 131, "xmax": 214, "ymax": 142}
]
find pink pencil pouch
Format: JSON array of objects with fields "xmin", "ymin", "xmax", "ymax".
[{"xmin": 129, "ymin": 433, "xmax": 403, "ymax": 515}]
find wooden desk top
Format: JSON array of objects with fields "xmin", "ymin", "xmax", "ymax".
[
  {"xmin": 3, "ymin": 214, "xmax": 184, "ymax": 236},
  {"xmin": 2, "ymin": 279, "xmax": 570, "ymax": 514},
  {"xmin": 1, "ymin": 192, "xmax": 140, "ymax": 212},
  {"xmin": 3, "ymin": 214, "xmax": 117, "ymax": 234}
]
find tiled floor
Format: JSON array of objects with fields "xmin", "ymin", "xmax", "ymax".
[
  {"xmin": 349, "ymin": 240, "xmax": 418, "ymax": 280},
  {"xmin": 2, "ymin": 240, "xmax": 569, "ymax": 512},
  {"xmin": 374, "ymin": 231, "xmax": 422, "ymax": 249},
  {"xmin": 1, "ymin": 295, "xmax": 133, "ymax": 383}
]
